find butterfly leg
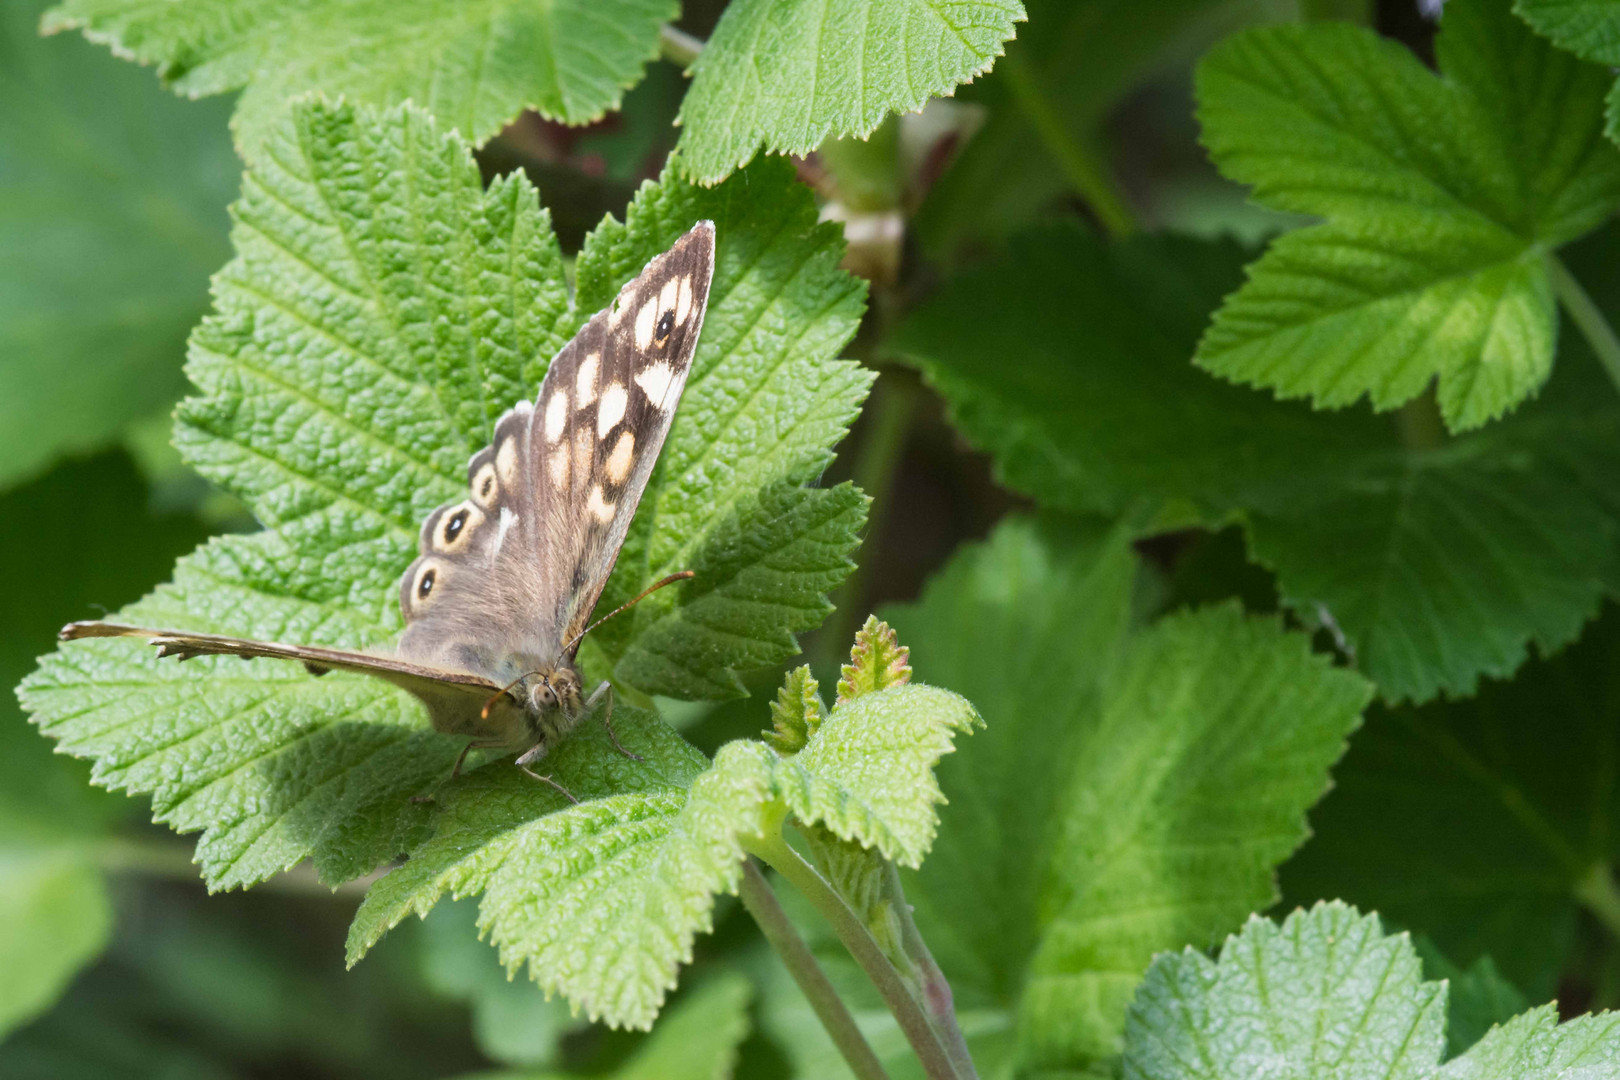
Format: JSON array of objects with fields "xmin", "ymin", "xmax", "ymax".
[
  {"xmin": 587, "ymin": 682, "xmax": 642, "ymax": 762},
  {"xmin": 514, "ymin": 743, "xmax": 580, "ymax": 805},
  {"xmin": 411, "ymin": 738, "xmax": 502, "ymax": 803}
]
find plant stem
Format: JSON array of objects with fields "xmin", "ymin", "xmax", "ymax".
[
  {"xmin": 748, "ymin": 829, "xmax": 972, "ymax": 1080},
  {"xmin": 659, "ymin": 24, "xmax": 704, "ymax": 67},
  {"xmin": 738, "ymin": 859, "xmax": 892, "ymax": 1080},
  {"xmin": 998, "ymin": 53, "xmax": 1135, "ymax": 239},
  {"xmin": 1547, "ymin": 252, "xmax": 1620, "ymax": 397},
  {"xmin": 1576, "ymin": 862, "xmax": 1620, "ymax": 942},
  {"xmin": 880, "ymin": 863, "xmax": 977, "ymax": 1079}
]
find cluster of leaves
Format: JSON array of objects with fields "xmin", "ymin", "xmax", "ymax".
[{"xmin": 13, "ymin": 0, "xmax": 1620, "ymax": 1077}]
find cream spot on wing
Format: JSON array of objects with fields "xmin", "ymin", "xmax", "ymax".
[
  {"xmin": 575, "ymin": 353, "xmax": 600, "ymax": 408},
  {"xmin": 548, "ymin": 449, "xmax": 569, "ymax": 490},
  {"xmin": 675, "ymin": 275, "xmax": 693, "ymax": 324},
  {"xmin": 496, "ymin": 436, "xmax": 520, "ymax": 485},
  {"xmin": 597, "ymin": 382, "xmax": 628, "ymax": 436},
  {"xmin": 659, "ymin": 276, "xmax": 680, "ymax": 319},
  {"xmin": 587, "ymin": 485, "xmax": 615, "ymax": 523},
  {"xmin": 634, "ymin": 361, "xmax": 675, "ymax": 408},
  {"xmin": 635, "ymin": 294, "xmax": 661, "ymax": 350},
  {"xmin": 606, "ymin": 430, "xmax": 635, "ymax": 485},
  {"xmin": 470, "ymin": 461, "xmax": 498, "ymax": 509},
  {"xmin": 492, "ymin": 506, "xmax": 517, "ymax": 557},
  {"xmin": 544, "ymin": 390, "xmax": 568, "ymax": 443}
]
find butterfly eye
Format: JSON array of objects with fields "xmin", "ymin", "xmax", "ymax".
[
  {"xmin": 654, "ymin": 310, "xmax": 675, "ymax": 345},
  {"xmin": 444, "ymin": 509, "xmax": 469, "ymax": 543},
  {"xmin": 417, "ymin": 567, "xmax": 436, "ymax": 599}
]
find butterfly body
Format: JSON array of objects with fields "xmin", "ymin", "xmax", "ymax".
[{"xmin": 63, "ymin": 221, "xmax": 716, "ymax": 781}]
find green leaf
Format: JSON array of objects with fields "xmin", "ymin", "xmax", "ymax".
[
  {"xmin": 1515, "ymin": 0, "xmax": 1620, "ymax": 146},
  {"xmin": 893, "ymin": 224, "xmax": 1620, "ymax": 702},
  {"xmin": 417, "ymin": 898, "xmax": 583, "ymax": 1068},
  {"xmin": 347, "ymin": 683, "xmax": 979, "ymax": 1028},
  {"xmin": 468, "ymin": 973, "xmax": 753, "ymax": 1080},
  {"xmin": 1194, "ymin": 0, "xmax": 1620, "ymax": 430},
  {"xmin": 45, "ymin": 0, "xmax": 674, "ymax": 161},
  {"xmin": 0, "ymin": 852, "xmax": 111, "ymax": 1041},
  {"xmin": 1122, "ymin": 902, "xmax": 1620, "ymax": 1080},
  {"xmin": 883, "ymin": 518, "xmax": 1370, "ymax": 1072},
  {"xmin": 0, "ymin": 0, "xmax": 234, "ymax": 490},
  {"xmin": 1282, "ymin": 604, "xmax": 1620, "ymax": 1000},
  {"xmin": 675, "ymin": 0, "xmax": 1027, "ymax": 184},
  {"xmin": 19, "ymin": 99, "xmax": 869, "ymax": 893}
]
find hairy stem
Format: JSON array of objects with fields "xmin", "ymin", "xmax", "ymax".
[
  {"xmin": 1548, "ymin": 253, "xmax": 1620, "ymax": 397},
  {"xmin": 659, "ymin": 24, "xmax": 704, "ymax": 67},
  {"xmin": 999, "ymin": 53, "xmax": 1135, "ymax": 239},
  {"xmin": 881, "ymin": 862, "xmax": 977, "ymax": 1078},
  {"xmin": 738, "ymin": 859, "xmax": 892, "ymax": 1080},
  {"xmin": 747, "ymin": 828, "xmax": 973, "ymax": 1080}
]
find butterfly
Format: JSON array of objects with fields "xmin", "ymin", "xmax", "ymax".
[{"xmin": 62, "ymin": 221, "xmax": 717, "ymax": 801}]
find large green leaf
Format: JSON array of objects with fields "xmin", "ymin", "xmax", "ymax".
[
  {"xmin": 873, "ymin": 518, "xmax": 1370, "ymax": 1073},
  {"xmin": 19, "ymin": 100, "xmax": 870, "ymax": 892},
  {"xmin": 893, "ymin": 225, "xmax": 1620, "ymax": 702},
  {"xmin": 44, "ymin": 0, "xmax": 674, "ymax": 160},
  {"xmin": 1515, "ymin": 0, "xmax": 1620, "ymax": 146},
  {"xmin": 1195, "ymin": 0, "xmax": 1620, "ymax": 430},
  {"xmin": 0, "ymin": 0, "xmax": 234, "ymax": 490},
  {"xmin": 1283, "ymin": 604, "xmax": 1620, "ymax": 1001},
  {"xmin": 1123, "ymin": 903, "xmax": 1620, "ymax": 1080},
  {"xmin": 676, "ymin": 0, "xmax": 1026, "ymax": 184}
]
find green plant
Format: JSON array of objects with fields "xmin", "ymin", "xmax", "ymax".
[{"xmin": 10, "ymin": 0, "xmax": 1620, "ymax": 1078}]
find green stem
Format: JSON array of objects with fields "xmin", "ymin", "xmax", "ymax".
[
  {"xmin": 738, "ymin": 859, "xmax": 893, "ymax": 1080},
  {"xmin": 659, "ymin": 24, "xmax": 704, "ymax": 67},
  {"xmin": 824, "ymin": 373, "xmax": 916, "ymax": 657},
  {"xmin": 1548, "ymin": 252, "xmax": 1620, "ymax": 398},
  {"xmin": 998, "ymin": 53, "xmax": 1135, "ymax": 239},
  {"xmin": 1576, "ymin": 863, "xmax": 1620, "ymax": 943},
  {"xmin": 747, "ymin": 828, "xmax": 971, "ymax": 1080},
  {"xmin": 881, "ymin": 863, "xmax": 976, "ymax": 1079}
]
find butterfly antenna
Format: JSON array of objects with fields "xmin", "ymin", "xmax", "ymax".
[{"xmin": 564, "ymin": 572, "xmax": 695, "ymax": 654}]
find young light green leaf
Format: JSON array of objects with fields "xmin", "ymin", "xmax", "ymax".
[
  {"xmin": 675, "ymin": 0, "xmax": 1027, "ymax": 184},
  {"xmin": 348, "ymin": 683, "xmax": 979, "ymax": 1028},
  {"xmin": 763, "ymin": 665, "xmax": 824, "ymax": 756},
  {"xmin": 1122, "ymin": 902, "xmax": 1620, "ymax": 1080},
  {"xmin": 0, "ymin": 0, "xmax": 234, "ymax": 491},
  {"xmin": 885, "ymin": 518, "xmax": 1370, "ymax": 1073},
  {"xmin": 44, "ymin": 0, "xmax": 674, "ymax": 161},
  {"xmin": 1283, "ymin": 605, "xmax": 1620, "ymax": 1001},
  {"xmin": 19, "ymin": 99, "xmax": 870, "ymax": 892},
  {"xmin": 836, "ymin": 615, "xmax": 911, "ymax": 706},
  {"xmin": 0, "ymin": 851, "xmax": 111, "ymax": 1041},
  {"xmin": 893, "ymin": 224, "xmax": 1620, "ymax": 703},
  {"xmin": 1195, "ymin": 0, "xmax": 1620, "ymax": 430}
]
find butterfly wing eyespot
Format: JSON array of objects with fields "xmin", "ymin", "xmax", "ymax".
[{"xmin": 654, "ymin": 309, "xmax": 675, "ymax": 346}]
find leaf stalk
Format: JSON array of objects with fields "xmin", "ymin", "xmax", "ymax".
[
  {"xmin": 737, "ymin": 858, "xmax": 893, "ymax": 1080},
  {"xmin": 746, "ymin": 825, "xmax": 976, "ymax": 1080},
  {"xmin": 1547, "ymin": 253, "xmax": 1620, "ymax": 398},
  {"xmin": 659, "ymin": 24, "xmax": 704, "ymax": 67}
]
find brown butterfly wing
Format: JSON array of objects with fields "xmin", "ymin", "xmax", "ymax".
[
  {"xmin": 58, "ymin": 622, "xmax": 525, "ymax": 740},
  {"xmin": 397, "ymin": 221, "xmax": 715, "ymax": 672}
]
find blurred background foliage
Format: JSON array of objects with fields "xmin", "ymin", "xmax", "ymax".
[{"xmin": 8, "ymin": 0, "xmax": 1620, "ymax": 1076}]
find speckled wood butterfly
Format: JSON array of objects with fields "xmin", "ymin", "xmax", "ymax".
[{"xmin": 63, "ymin": 222, "xmax": 717, "ymax": 800}]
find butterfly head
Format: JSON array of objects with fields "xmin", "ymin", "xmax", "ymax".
[{"xmin": 518, "ymin": 663, "xmax": 582, "ymax": 717}]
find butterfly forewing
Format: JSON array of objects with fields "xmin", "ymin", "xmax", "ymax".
[{"xmin": 398, "ymin": 221, "xmax": 715, "ymax": 676}]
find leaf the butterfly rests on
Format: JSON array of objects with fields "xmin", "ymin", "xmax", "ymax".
[{"xmin": 62, "ymin": 222, "xmax": 716, "ymax": 771}]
